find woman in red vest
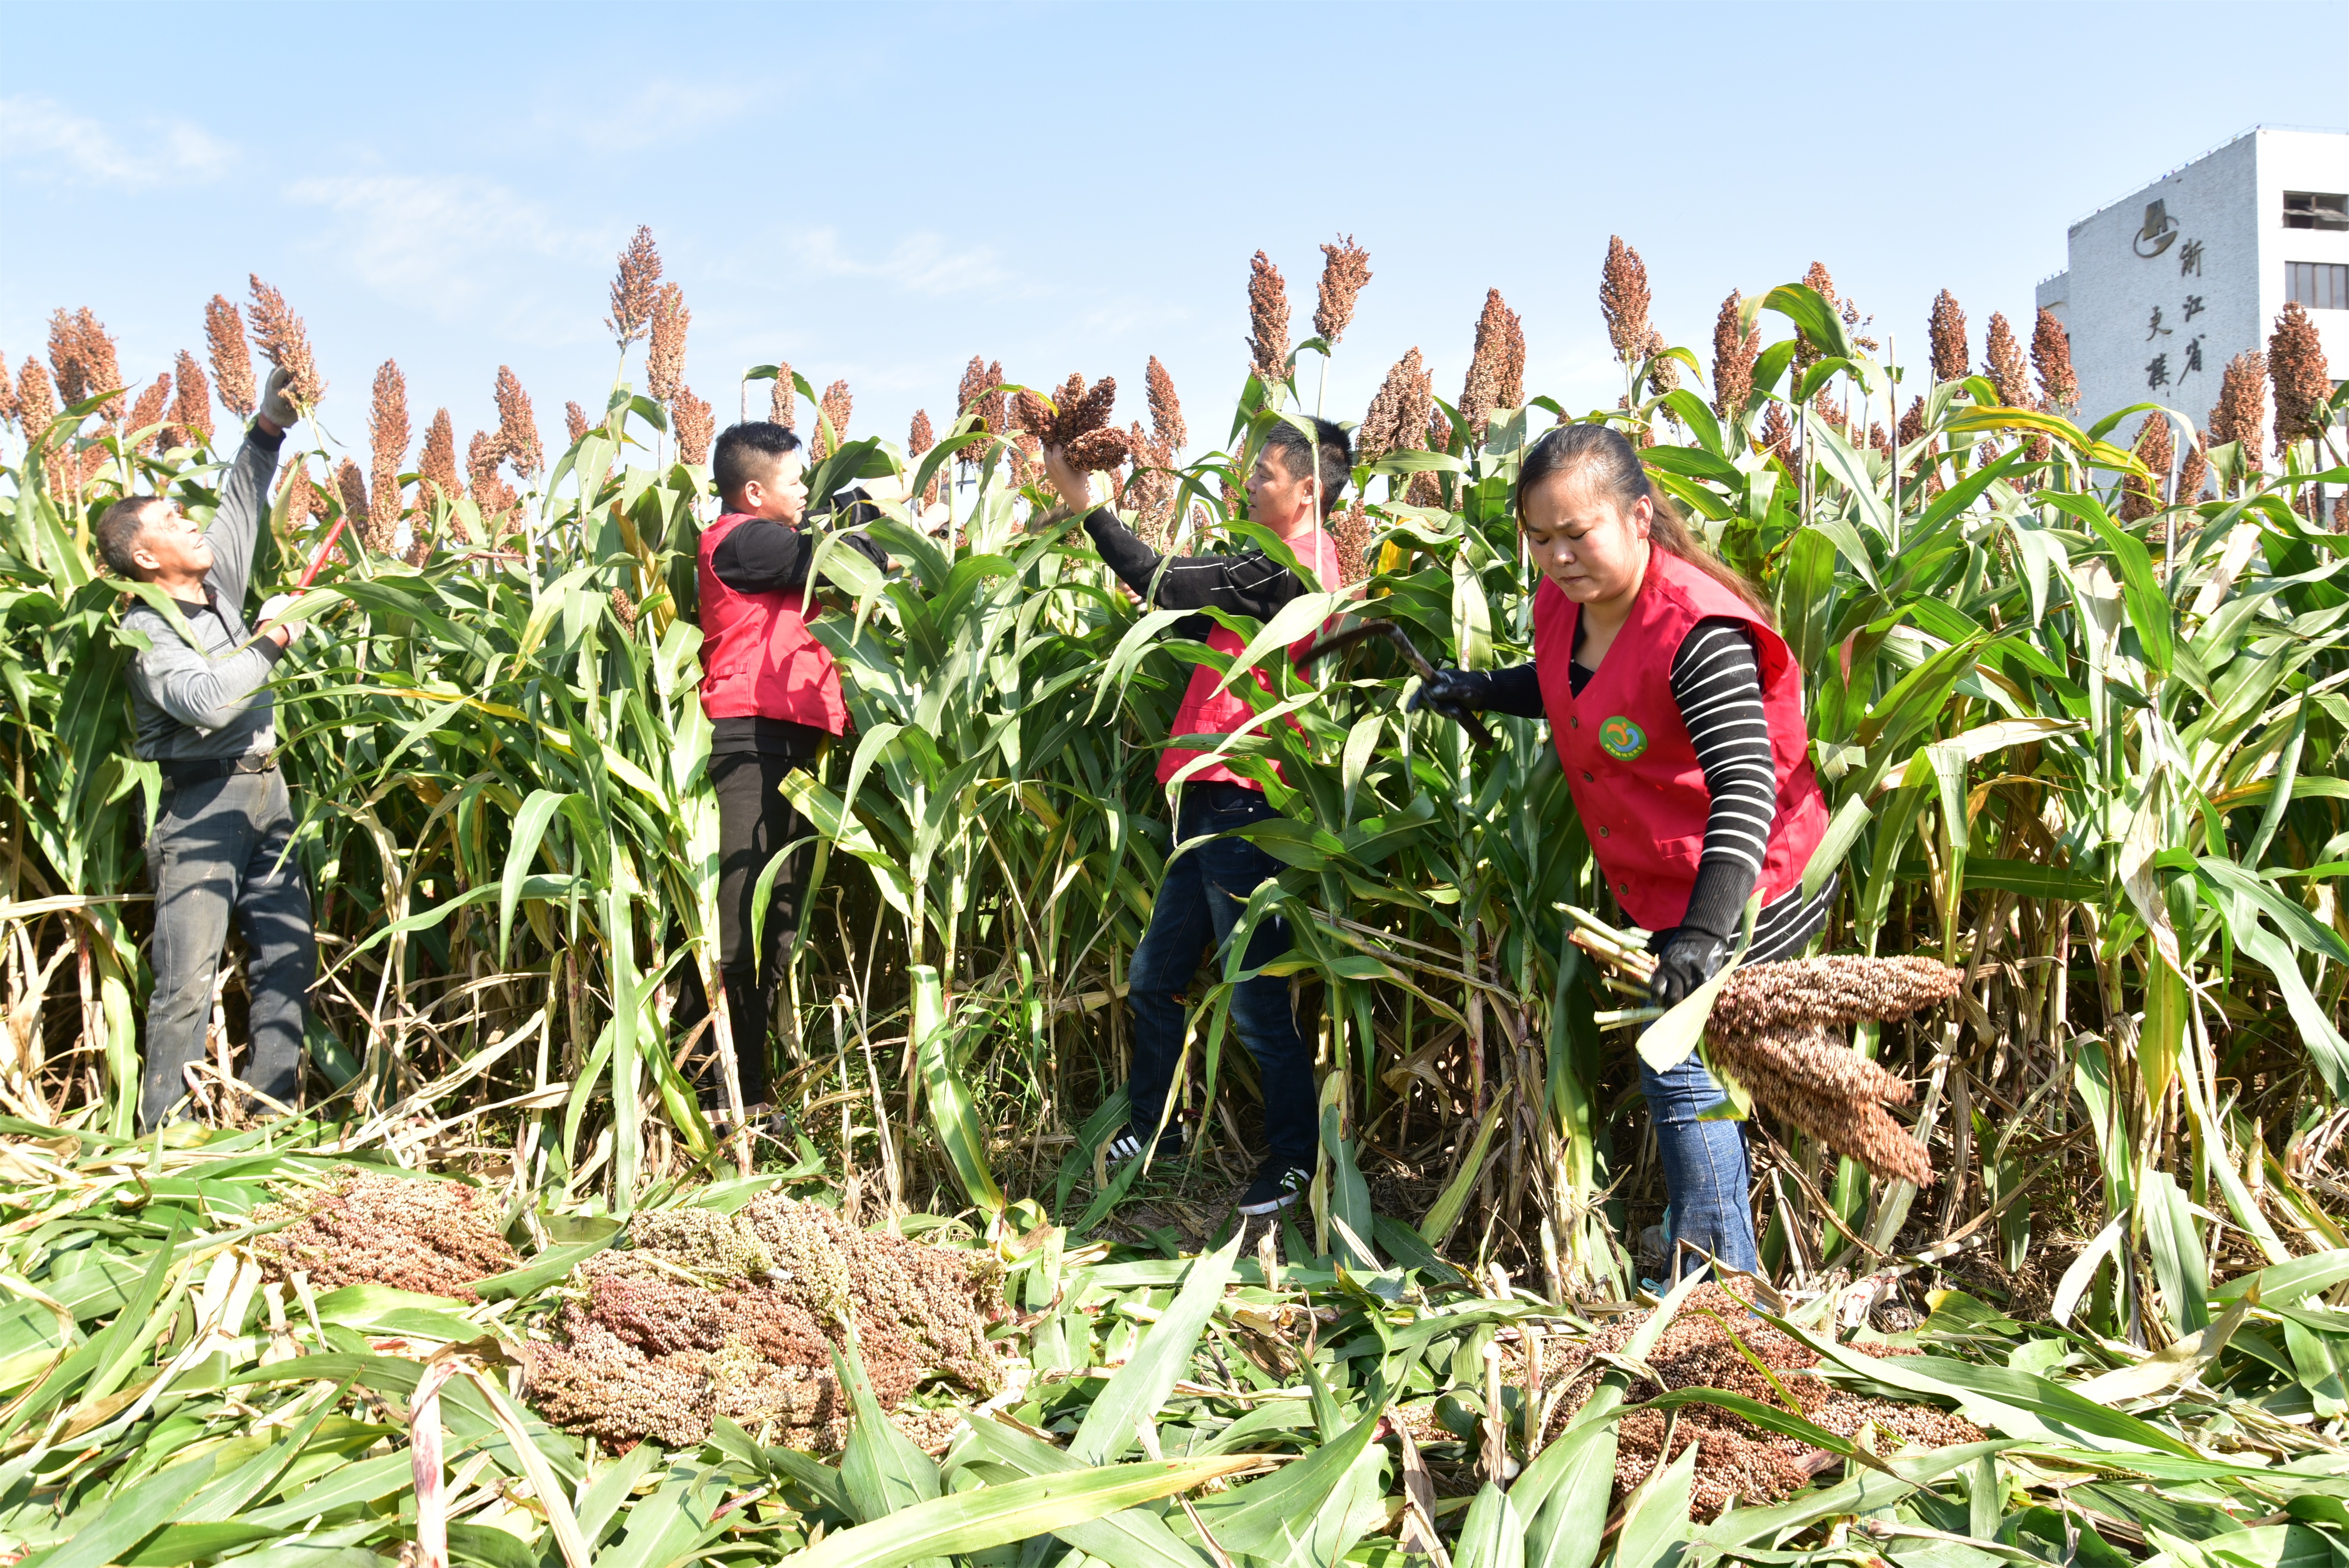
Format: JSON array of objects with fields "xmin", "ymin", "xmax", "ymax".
[{"xmin": 1417, "ymin": 423, "xmax": 1830, "ymax": 1279}]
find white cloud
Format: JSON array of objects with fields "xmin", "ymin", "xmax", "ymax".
[
  {"xmin": 792, "ymin": 227, "xmax": 1012, "ymax": 297},
  {"xmin": 0, "ymin": 94, "xmax": 233, "ymax": 188},
  {"xmin": 532, "ymin": 79, "xmax": 752, "ymax": 154},
  {"xmin": 283, "ymin": 173, "xmax": 609, "ymax": 339}
]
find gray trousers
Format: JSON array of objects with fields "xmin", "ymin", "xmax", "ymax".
[{"xmin": 140, "ymin": 767, "xmax": 315, "ymax": 1130}]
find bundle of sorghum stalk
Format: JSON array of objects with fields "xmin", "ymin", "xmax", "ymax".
[
  {"xmin": 1706, "ymin": 957, "xmax": 1963, "ymax": 1185},
  {"xmin": 1014, "ymin": 372, "xmax": 1129, "ymax": 472}
]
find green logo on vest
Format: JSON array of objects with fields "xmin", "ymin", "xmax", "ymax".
[{"xmin": 1598, "ymin": 715, "xmax": 1646, "ymax": 761}]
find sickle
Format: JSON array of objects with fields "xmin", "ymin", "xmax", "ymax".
[{"xmin": 1298, "ymin": 621, "xmax": 1495, "ymax": 749}]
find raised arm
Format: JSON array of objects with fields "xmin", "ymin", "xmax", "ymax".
[{"xmin": 200, "ymin": 422, "xmax": 288, "ymax": 610}]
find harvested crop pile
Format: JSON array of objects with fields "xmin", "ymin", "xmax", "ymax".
[
  {"xmin": 1707, "ymin": 956, "xmax": 1964, "ymax": 1184},
  {"xmin": 1547, "ymin": 1286, "xmax": 1982, "ymax": 1517},
  {"xmin": 249, "ymin": 1168, "xmax": 518, "ymax": 1301},
  {"xmin": 525, "ymin": 1194, "xmax": 1001, "ymax": 1451},
  {"xmin": 1014, "ymin": 372, "xmax": 1129, "ymax": 472}
]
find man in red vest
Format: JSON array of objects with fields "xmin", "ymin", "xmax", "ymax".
[
  {"xmin": 679, "ymin": 421, "xmax": 889, "ymax": 1126},
  {"xmin": 1043, "ymin": 418, "xmax": 1351, "ymax": 1217}
]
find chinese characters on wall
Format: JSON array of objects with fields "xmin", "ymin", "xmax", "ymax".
[{"xmin": 2146, "ymin": 223, "xmax": 2209, "ymax": 391}]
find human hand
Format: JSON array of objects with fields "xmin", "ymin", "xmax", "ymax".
[
  {"xmin": 257, "ymin": 592, "xmax": 305, "ymax": 648},
  {"xmin": 1041, "ymin": 445, "xmax": 1093, "ymax": 514},
  {"xmin": 1648, "ymin": 929, "xmax": 1730, "ymax": 1011},
  {"xmin": 1406, "ymin": 667, "xmax": 1487, "ymax": 717},
  {"xmin": 257, "ymin": 367, "xmax": 299, "ymax": 433}
]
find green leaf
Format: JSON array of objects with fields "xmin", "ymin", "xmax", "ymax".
[
  {"xmin": 1071, "ymin": 1229, "xmax": 1241, "ymax": 1464},
  {"xmin": 1614, "ymin": 1438, "xmax": 1697, "ymax": 1568},
  {"xmin": 784, "ymin": 1457, "xmax": 1262, "ymax": 1568},
  {"xmin": 16, "ymin": 1454, "xmax": 217, "ymax": 1568}
]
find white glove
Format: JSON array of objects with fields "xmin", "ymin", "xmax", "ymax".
[
  {"xmin": 257, "ymin": 593, "xmax": 305, "ymax": 643},
  {"xmin": 258, "ymin": 365, "xmax": 300, "ymax": 428}
]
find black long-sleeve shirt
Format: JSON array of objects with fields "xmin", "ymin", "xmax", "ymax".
[
  {"xmin": 1467, "ymin": 616, "xmax": 1830, "ymax": 957},
  {"xmin": 1082, "ymin": 506, "xmax": 1307, "ymax": 635},
  {"xmin": 705, "ymin": 510, "xmax": 890, "ymax": 758}
]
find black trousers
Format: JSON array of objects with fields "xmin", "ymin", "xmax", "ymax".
[
  {"xmin": 674, "ymin": 749, "xmax": 813, "ymax": 1108},
  {"xmin": 140, "ymin": 768, "xmax": 314, "ymax": 1131}
]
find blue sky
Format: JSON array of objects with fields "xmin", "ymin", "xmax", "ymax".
[{"xmin": 3, "ymin": 1, "xmax": 2341, "ymax": 471}]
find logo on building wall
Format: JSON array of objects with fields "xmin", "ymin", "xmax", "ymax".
[{"xmin": 2134, "ymin": 200, "xmax": 2180, "ymax": 258}]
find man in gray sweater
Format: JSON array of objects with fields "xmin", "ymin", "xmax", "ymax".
[{"xmin": 96, "ymin": 367, "xmax": 315, "ymax": 1130}]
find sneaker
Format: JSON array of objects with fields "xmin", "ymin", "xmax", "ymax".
[
  {"xmin": 1237, "ymin": 1163, "xmax": 1310, "ymax": 1216},
  {"xmin": 1106, "ymin": 1122, "xmax": 1184, "ymax": 1165}
]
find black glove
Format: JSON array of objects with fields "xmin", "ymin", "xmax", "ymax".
[
  {"xmin": 1408, "ymin": 667, "xmax": 1488, "ymax": 719},
  {"xmin": 1649, "ymin": 928, "xmax": 1730, "ymax": 1010}
]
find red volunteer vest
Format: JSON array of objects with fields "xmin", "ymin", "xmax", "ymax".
[
  {"xmin": 1159, "ymin": 526, "xmax": 1343, "ymax": 789},
  {"xmin": 696, "ymin": 512, "xmax": 848, "ymax": 734},
  {"xmin": 1533, "ymin": 548, "xmax": 1827, "ymax": 931}
]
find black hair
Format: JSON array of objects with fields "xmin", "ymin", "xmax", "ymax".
[
  {"xmin": 712, "ymin": 421, "xmax": 803, "ymax": 499},
  {"xmin": 1259, "ymin": 415, "xmax": 1351, "ymax": 517},
  {"xmin": 96, "ymin": 495, "xmax": 167, "ymax": 579},
  {"xmin": 1515, "ymin": 422, "xmax": 1767, "ymax": 615}
]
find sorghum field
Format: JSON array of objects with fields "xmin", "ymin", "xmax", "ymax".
[{"xmin": 3, "ymin": 228, "xmax": 2348, "ymax": 1567}]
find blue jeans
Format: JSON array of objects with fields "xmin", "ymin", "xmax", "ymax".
[
  {"xmin": 1124, "ymin": 782, "xmax": 1316, "ymax": 1171},
  {"xmin": 1640, "ymin": 1052, "xmax": 1760, "ymax": 1279}
]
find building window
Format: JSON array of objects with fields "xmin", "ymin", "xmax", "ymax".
[
  {"xmin": 2284, "ymin": 191, "xmax": 2349, "ymax": 231},
  {"xmin": 2289, "ymin": 261, "xmax": 2349, "ymax": 310}
]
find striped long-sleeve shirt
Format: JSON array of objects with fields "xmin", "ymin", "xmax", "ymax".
[{"xmin": 1477, "ymin": 616, "xmax": 1832, "ymax": 960}]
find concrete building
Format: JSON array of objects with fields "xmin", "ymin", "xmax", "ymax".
[{"xmin": 2037, "ymin": 127, "xmax": 2348, "ymax": 450}]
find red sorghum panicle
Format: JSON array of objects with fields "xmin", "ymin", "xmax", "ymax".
[
  {"xmin": 251, "ymin": 1169, "xmax": 519, "ymax": 1300},
  {"xmin": 564, "ymin": 400, "xmax": 589, "ymax": 444},
  {"xmin": 2209, "ymin": 351, "xmax": 2266, "ymax": 476},
  {"xmin": 1898, "ymin": 396, "xmax": 1925, "ymax": 447},
  {"xmin": 769, "ymin": 361, "xmax": 796, "ymax": 428},
  {"xmin": 2031, "ymin": 307, "xmax": 2076, "ymax": 412},
  {"xmin": 1329, "ymin": 501, "xmax": 1374, "ymax": 588},
  {"xmin": 1701, "ymin": 955, "xmax": 1962, "ymax": 1183},
  {"xmin": 127, "ymin": 374, "xmax": 171, "ymax": 453},
  {"xmin": 908, "ymin": 407, "xmax": 934, "ymax": 457},
  {"xmin": 370, "ymin": 361, "xmax": 409, "ymax": 540},
  {"xmin": 418, "ymin": 409, "xmax": 460, "ymax": 510},
  {"xmin": 2120, "ymin": 413, "xmax": 2174, "ymax": 522},
  {"xmin": 607, "ymin": 225, "xmax": 662, "ymax": 348},
  {"xmin": 246, "ymin": 275, "xmax": 324, "ymax": 408},
  {"xmin": 1984, "ymin": 312, "xmax": 2033, "ymax": 409},
  {"xmin": 1246, "ymin": 250, "xmax": 1291, "ymax": 389},
  {"xmin": 1313, "ymin": 234, "xmax": 1371, "ymax": 349},
  {"xmin": 1790, "ymin": 263, "xmax": 1836, "ymax": 381},
  {"xmin": 1712, "ymin": 292, "xmax": 1758, "ymax": 420},
  {"xmin": 466, "ymin": 429, "xmax": 513, "ymax": 519},
  {"xmin": 1146, "ymin": 354, "xmax": 1186, "ymax": 454},
  {"xmin": 171, "ymin": 351, "xmax": 213, "ymax": 449},
  {"xmin": 335, "ymin": 457, "xmax": 382, "ymax": 553},
  {"xmin": 494, "ymin": 365, "xmax": 542, "ymax": 478},
  {"xmin": 205, "ymin": 294, "xmax": 255, "ymax": 418},
  {"xmin": 2269, "ymin": 300, "xmax": 2331, "ymax": 454},
  {"xmin": 673, "ymin": 384, "xmax": 714, "ymax": 466},
  {"xmin": 16, "ymin": 359, "xmax": 57, "ymax": 440},
  {"xmin": 0, "ymin": 352, "xmax": 15, "ymax": 430},
  {"xmin": 1928, "ymin": 290, "xmax": 1968, "ymax": 384},
  {"xmin": 2175, "ymin": 428, "xmax": 2210, "ymax": 505},
  {"xmin": 525, "ymin": 1194, "xmax": 999, "ymax": 1452},
  {"xmin": 1358, "ymin": 346, "xmax": 1431, "ymax": 463},
  {"xmin": 1758, "ymin": 401, "xmax": 1795, "ymax": 466},
  {"xmin": 49, "ymin": 306, "xmax": 125, "ymax": 424},
  {"xmin": 1600, "ymin": 237, "xmax": 1654, "ymax": 363},
  {"xmin": 646, "ymin": 283, "xmax": 687, "ymax": 406},
  {"xmin": 1460, "ymin": 287, "xmax": 1524, "ymax": 438},
  {"xmin": 813, "ymin": 378, "xmax": 852, "ymax": 461}
]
